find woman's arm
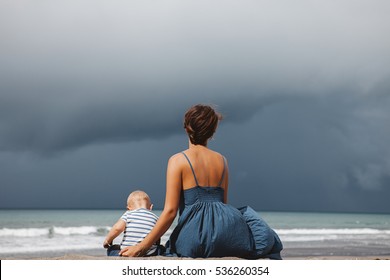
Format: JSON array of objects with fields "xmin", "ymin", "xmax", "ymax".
[{"xmin": 120, "ymin": 154, "xmax": 183, "ymax": 257}]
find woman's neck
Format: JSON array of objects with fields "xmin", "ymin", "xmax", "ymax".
[{"xmin": 188, "ymin": 141, "xmax": 208, "ymax": 150}]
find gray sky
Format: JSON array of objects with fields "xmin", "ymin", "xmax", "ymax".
[{"xmin": 1, "ymin": 0, "xmax": 390, "ymax": 213}]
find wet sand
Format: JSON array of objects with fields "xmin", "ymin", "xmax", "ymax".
[
  {"xmin": 3, "ymin": 254, "xmax": 390, "ymax": 260},
  {"xmin": 3, "ymin": 245, "xmax": 390, "ymax": 260}
]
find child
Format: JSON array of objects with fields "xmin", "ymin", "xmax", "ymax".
[{"xmin": 103, "ymin": 190, "xmax": 160, "ymax": 256}]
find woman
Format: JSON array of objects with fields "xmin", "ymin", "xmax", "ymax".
[{"xmin": 120, "ymin": 104, "xmax": 282, "ymax": 258}]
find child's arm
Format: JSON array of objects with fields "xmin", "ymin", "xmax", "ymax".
[
  {"xmin": 103, "ymin": 219, "xmax": 126, "ymax": 248},
  {"xmin": 120, "ymin": 154, "xmax": 182, "ymax": 256}
]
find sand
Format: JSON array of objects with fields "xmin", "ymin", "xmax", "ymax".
[
  {"xmin": 2, "ymin": 246, "xmax": 390, "ymax": 260},
  {"xmin": 2, "ymin": 254, "xmax": 390, "ymax": 260}
]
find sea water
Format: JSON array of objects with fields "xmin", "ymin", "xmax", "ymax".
[{"xmin": 0, "ymin": 210, "xmax": 389, "ymax": 258}]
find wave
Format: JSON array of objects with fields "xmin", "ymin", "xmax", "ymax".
[
  {"xmin": 1, "ymin": 226, "xmax": 389, "ymax": 238},
  {"xmin": 0, "ymin": 241, "xmax": 104, "ymax": 254},
  {"xmin": 0, "ymin": 226, "xmax": 111, "ymax": 237},
  {"xmin": 275, "ymin": 228, "xmax": 390, "ymax": 235},
  {"xmin": 0, "ymin": 227, "xmax": 173, "ymax": 255},
  {"xmin": 0, "ymin": 227, "xmax": 389, "ymax": 255},
  {"xmin": 275, "ymin": 228, "xmax": 390, "ymax": 242}
]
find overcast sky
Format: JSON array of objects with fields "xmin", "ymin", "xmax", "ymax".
[{"xmin": 1, "ymin": 0, "xmax": 390, "ymax": 213}]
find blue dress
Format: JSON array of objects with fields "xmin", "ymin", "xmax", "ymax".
[{"xmin": 165, "ymin": 152, "xmax": 283, "ymax": 259}]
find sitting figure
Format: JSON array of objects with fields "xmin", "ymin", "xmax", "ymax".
[
  {"xmin": 119, "ymin": 104, "xmax": 282, "ymax": 259},
  {"xmin": 103, "ymin": 190, "xmax": 161, "ymax": 256}
]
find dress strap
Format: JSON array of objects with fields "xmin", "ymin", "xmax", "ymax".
[
  {"xmin": 217, "ymin": 156, "xmax": 227, "ymax": 187},
  {"xmin": 181, "ymin": 152, "xmax": 199, "ymax": 186}
]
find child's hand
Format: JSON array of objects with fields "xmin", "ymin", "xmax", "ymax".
[{"xmin": 103, "ymin": 240, "xmax": 112, "ymax": 248}]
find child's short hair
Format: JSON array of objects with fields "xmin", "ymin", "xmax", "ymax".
[{"xmin": 127, "ymin": 190, "xmax": 151, "ymax": 209}]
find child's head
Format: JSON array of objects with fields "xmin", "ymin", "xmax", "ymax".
[{"xmin": 126, "ymin": 190, "xmax": 153, "ymax": 210}]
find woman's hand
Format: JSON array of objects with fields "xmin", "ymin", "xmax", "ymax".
[{"xmin": 119, "ymin": 244, "xmax": 146, "ymax": 257}]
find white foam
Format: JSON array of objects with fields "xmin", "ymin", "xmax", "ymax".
[
  {"xmin": 0, "ymin": 228, "xmax": 49, "ymax": 237},
  {"xmin": 1, "ymin": 227, "xmax": 389, "ymax": 255},
  {"xmin": 0, "ymin": 236, "xmax": 104, "ymax": 254},
  {"xmin": 281, "ymin": 235, "xmax": 339, "ymax": 242},
  {"xmin": 53, "ymin": 226, "xmax": 108, "ymax": 235},
  {"xmin": 275, "ymin": 228, "xmax": 390, "ymax": 242},
  {"xmin": 275, "ymin": 228, "xmax": 390, "ymax": 235},
  {"xmin": 0, "ymin": 226, "xmax": 111, "ymax": 237}
]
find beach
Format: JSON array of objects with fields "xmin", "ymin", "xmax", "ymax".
[
  {"xmin": 3, "ymin": 239, "xmax": 390, "ymax": 260},
  {"xmin": 3, "ymin": 244, "xmax": 390, "ymax": 260},
  {"xmin": 1, "ymin": 210, "xmax": 389, "ymax": 260},
  {"xmin": 3, "ymin": 252, "xmax": 390, "ymax": 260}
]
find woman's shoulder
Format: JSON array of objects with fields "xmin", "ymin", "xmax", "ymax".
[
  {"xmin": 208, "ymin": 149, "xmax": 227, "ymax": 161},
  {"xmin": 169, "ymin": 151, "xmax": 184, "ymax": 159},
  {"xmin": 167, "ymin": 152, "xmax": 187, "ymax": 165}
]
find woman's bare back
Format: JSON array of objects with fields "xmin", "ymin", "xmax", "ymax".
[{"xmin": 180, "ymin": 147, "xmax": 227, "ymax": 190}]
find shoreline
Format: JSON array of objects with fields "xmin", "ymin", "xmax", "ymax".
[
  {"xmin": 3, "ymin": 246, "xmax": 390, "ymax": 260},
  {"xmin": 2, "ymin": 254, "xmax": 390, "ymax": 260}
]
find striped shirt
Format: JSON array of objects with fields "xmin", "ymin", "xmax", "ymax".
[{"xmin": 120, "ymin": 208, "xmax": 158, "ymax": 255}]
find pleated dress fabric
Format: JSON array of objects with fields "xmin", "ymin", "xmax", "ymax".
[{"xmin": 165, "ymin": 152, "xmax": 255, "ymax": 258}]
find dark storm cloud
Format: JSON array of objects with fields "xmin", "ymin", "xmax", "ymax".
[
  {"xmin": 216, "ymin": 92, "xmax": 390, "ymax": 213},
  {"xmin": 0, "ymin": 87, "xmax": 276, "ymax": 154},
  {"xmin": 0, "ymin": 0, "xmax": 282, "ymax": 153},
  {"xmin": 1, "ymin": 1, "xmax": 390, "ymax": 212},
  {"xmin": 1, "ymin": 0, "xmax": 389, "ymax": 155}
]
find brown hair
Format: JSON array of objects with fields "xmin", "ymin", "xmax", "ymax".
[{"xmin": 183, "ymin": 104, "xmax": 223, "ymax": 145}]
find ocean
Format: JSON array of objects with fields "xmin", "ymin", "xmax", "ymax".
[{"xmin": 1, "ymin": 210, "xmax": 389, "ymax": 258}]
